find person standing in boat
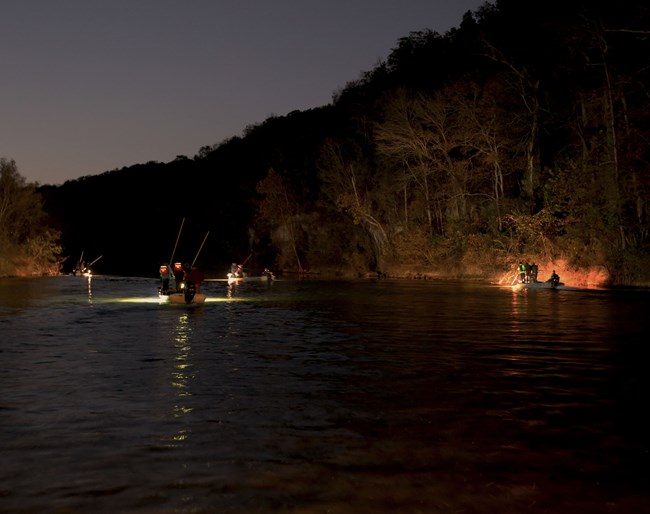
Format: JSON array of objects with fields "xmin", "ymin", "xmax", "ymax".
[
  {"xmin": 230, "ymin": 262, "xmax": 244, "ymax": 278},
  {"xmin": 184, "ymin": 263, "xmax": 205, "ymax": 293},
  {"xmin": 159, "ymin": 263, "xmax": 172, "ymax": 295},
  {"xmin": 517, "ymin": 262, "xmax": 526, "ymax": 283},
  {"xmin": 530, "ymin": 263, "xmax": 539, "ymax": 283},
  {"xmin": 74, "ymin": 260, "xmax": 87, "ymax": 276},
  {"xmin": 172, "ymin": 262, "xmax": 184, "ymax": 291},
  {"xmin": 525, "ymin": 262, "xmax": 532, "ymax": 283}
]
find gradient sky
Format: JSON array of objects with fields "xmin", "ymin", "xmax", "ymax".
[{"xmin": 2, "ymin": 0, "xmax": 487, "ymax": 185}]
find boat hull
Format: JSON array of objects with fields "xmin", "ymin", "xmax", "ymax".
[
  {"xmin": 166, "ymin": 292, "xmax": 207, "ymax": 305},
  {"xmin": 512, "ymin": 281, "xmax": 563, "ymax": 290}
]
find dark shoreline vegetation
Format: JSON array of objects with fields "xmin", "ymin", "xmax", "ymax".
[{"xmin": 2, "ymin": 1, "xmax": 649, "ymax": 288}]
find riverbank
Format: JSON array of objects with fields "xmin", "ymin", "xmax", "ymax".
[
  {"xmin": 4, "ymin": 259, "xmax": 649, "ymax": 290},
  {"xmin": 364, "ymin": 259, "xmax": 620, "ymax": 290}
]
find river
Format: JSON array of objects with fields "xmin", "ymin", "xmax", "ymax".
[{"xmin": 1, "ymin": 275, "xmax": 648, "ymax": 513}]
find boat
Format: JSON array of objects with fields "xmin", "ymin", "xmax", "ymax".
[
  {"xmin": 501, "ymin": 268, "xmax": 565, "ymax": 291},
  {"xmin": 72, "ymin": 252, "xmax": 103, "ymax": 276},
  {"xmin": 160, "ymin": 279, "xmax": 207, "ymax": 305},
  {"xmin": 226, "ymin": 268, "xmax": 275, "ymax": 285},
  {"xmin": 159, "ymin": 221, "xmax": 209, "ymax": 305},
  {"xmin": 161, "ymin": 268, "xmax": 207, "ymax": 305},
  {"xmin": 512, "ymin": 280, "xmax": 564, "ymax": 290}
]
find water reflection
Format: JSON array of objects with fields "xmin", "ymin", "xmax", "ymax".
[
  {"xmin": 1, "ymin": 277, "xmax": 648, "ymax": 513},
  {"xmin": 86, "ymin": 274, "xmax": 93, "ymax": 304},
  {"xmin": 509, "ymin": 288, "xmax": 525, "ymax": 325},
  {"xmin": 170, "ymin": 312, "xmax": 194, "ymax": 445},
  {"xmin": 226, "ymin": 281, "xmax": 237, "ymax": 299}
]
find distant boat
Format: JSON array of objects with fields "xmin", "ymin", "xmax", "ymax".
[
  {"xmin": 226, "ymin": 268, "xmax": 275, "ymax": 285},
  {"xmin": 72, "ymin": 253, "xmax": 102, "ymax": 277}
]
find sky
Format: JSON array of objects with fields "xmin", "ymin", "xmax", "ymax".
[{"xmin": 1, "ymin": 0, "xmax": 487, "ymax": 186}]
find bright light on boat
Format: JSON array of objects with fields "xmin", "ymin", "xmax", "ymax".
[
  {"xmin": 116, "ymin": 297, "xmax": 170, "ymax": 304},
  {"xmin": 115, "ymin": 296, "xmax": 245, "ymax": 304}
]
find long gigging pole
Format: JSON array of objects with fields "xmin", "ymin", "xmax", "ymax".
[
  {"xmin": 88, "ymin": 255, "xmax": 103, "ymax": 267},
  {"xmin": 498, "ymin": 266, "xmax": 518, "ymax": 285},
  {"xmin": 76, "ymin": 250, "xmax": 84, "ymax": 272},
  {"xmin": 169, "ymin": 218, "xmax": 185, "ymax": 264},
  {"xmin": 232, "ymin": 253, "xmax": 252, "ymax": 278},
  {"xmin": 511, "ymin": 268, "xmax": 520, "ymax": 285},
  {"xmin": 191, "ymin": 231, "xmax": 210, "ymax": 267}
]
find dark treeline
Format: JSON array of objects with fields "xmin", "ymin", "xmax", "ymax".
[{"xmin": 14, "ymin": 0, "xmax": 650, "ymax": 283}]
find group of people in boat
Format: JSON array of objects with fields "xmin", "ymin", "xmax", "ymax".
[
  {"xmin": 160, "ymin": 260, "xmax": 276, "ymax": 296},
  {"xmin": 229, "ymin": 262, "xmax": 244, "ymax": 279},
  {"xmin": 72, "ymin": 260, "xmax": 89, "ymax": 276},
  {"xmin": 228, "ymin": 262, "xmax": 275, "ymax": 281},
  {"xmin": 159, "ymin": 261, "xmax": 204, "ymax": 295},
  {"xmin": 517, "ymin": 261, "xmax": 539, "ymax": 284},
  {"xmin": 516, "ymin": 261, "xmax": 560, "ymax": 287}
]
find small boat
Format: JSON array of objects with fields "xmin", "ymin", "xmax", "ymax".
[
  {"xmin": 511, "ymin": 280, "xmax": 564, "ymax": 291},
  {"xmin": 226, "ymin": 268, "xmax": 275, "ymax": 285},
  {"xmin": 72, "ymin": 253, "xmax": 102, "ymax": 277},
  {"xmin": 159, "ymin": 223, "xmax": 209, "ymax": 305},
  {"xmin": 159, "ymin": 279, "xmax": 207, "ymax": 304},
  {"xmin": 160, "ymin": 282, "xmax": 206, "ymax": 305}
]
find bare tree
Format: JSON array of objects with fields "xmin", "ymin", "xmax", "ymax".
[
  {"xmin": 482, "ymin": 42, "xmax": 541, "ymax": 205},
  {"xmin": 462, "ymin": 81, "xmax": 512, "ymax": 231},
  {"xmin": 375, "ymin": 88, "xmax": 478, "ymax": 236},
  {"xmin": 318, "ymin": 138, "xmax": 389, "ymax": 261},
  {"xmin": 256, "ymin": 168, "xmax": 304, "ymax": 272}
]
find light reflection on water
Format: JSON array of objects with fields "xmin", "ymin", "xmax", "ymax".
[{"xmin": 0, "ymin": 275, "xmax": 648, "ymax": 513}]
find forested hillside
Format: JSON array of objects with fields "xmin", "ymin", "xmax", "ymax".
[{"xmin": 21, "ymin": 0, "xmax": 650, "ymax": 284}]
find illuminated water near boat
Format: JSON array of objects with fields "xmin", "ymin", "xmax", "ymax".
[{"xmin": 1, "ymin": 275, "xmax": 648, "ymax": 513}]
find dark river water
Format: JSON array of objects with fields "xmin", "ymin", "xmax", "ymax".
[{"xmin": 1, "ymin": 275, "xmax": 648, "ymax": 513}]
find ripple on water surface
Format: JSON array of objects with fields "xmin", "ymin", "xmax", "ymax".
[{"xmin": 0, "ymin": 276, "xmax": 648, "ymax": 513}]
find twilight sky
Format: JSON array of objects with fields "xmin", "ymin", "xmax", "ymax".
[{"xmin": 2, "ymin": 0, "xmax": 486, "ymax": 185}]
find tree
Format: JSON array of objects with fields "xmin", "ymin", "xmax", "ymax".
[
  {"xmin": 375, "ymin": 86, "xmax": 491, "ymax": 237},
  {"xmin": 482, "ymin": 42, "xmax": 542, "ymax": 206},
  {"xmin": 318, "ymin": 138, "xmax": 389, "ymax": 266},
  {"xmin": 256, "ymin": 168, "xmax": 305, "ymax": 272},
  {"xmin": 0, "ymin": 158, "xmax": 61, "ymax": 276}
]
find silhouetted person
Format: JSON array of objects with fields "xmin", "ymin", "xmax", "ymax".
[
  {"xmin": 159, "ymin": 263, "xmax": 171, "ymax": 294},
  {"xmin": 531, "ymin": 263, "xmax": 539, "ymax": 283},
  {"xmin": 172, "ymin": 262, "xmax": 184, "ymax": 291},
  {"xmin": 184, "ymin": 264, "xmax": 205, "ymax": 293}
]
